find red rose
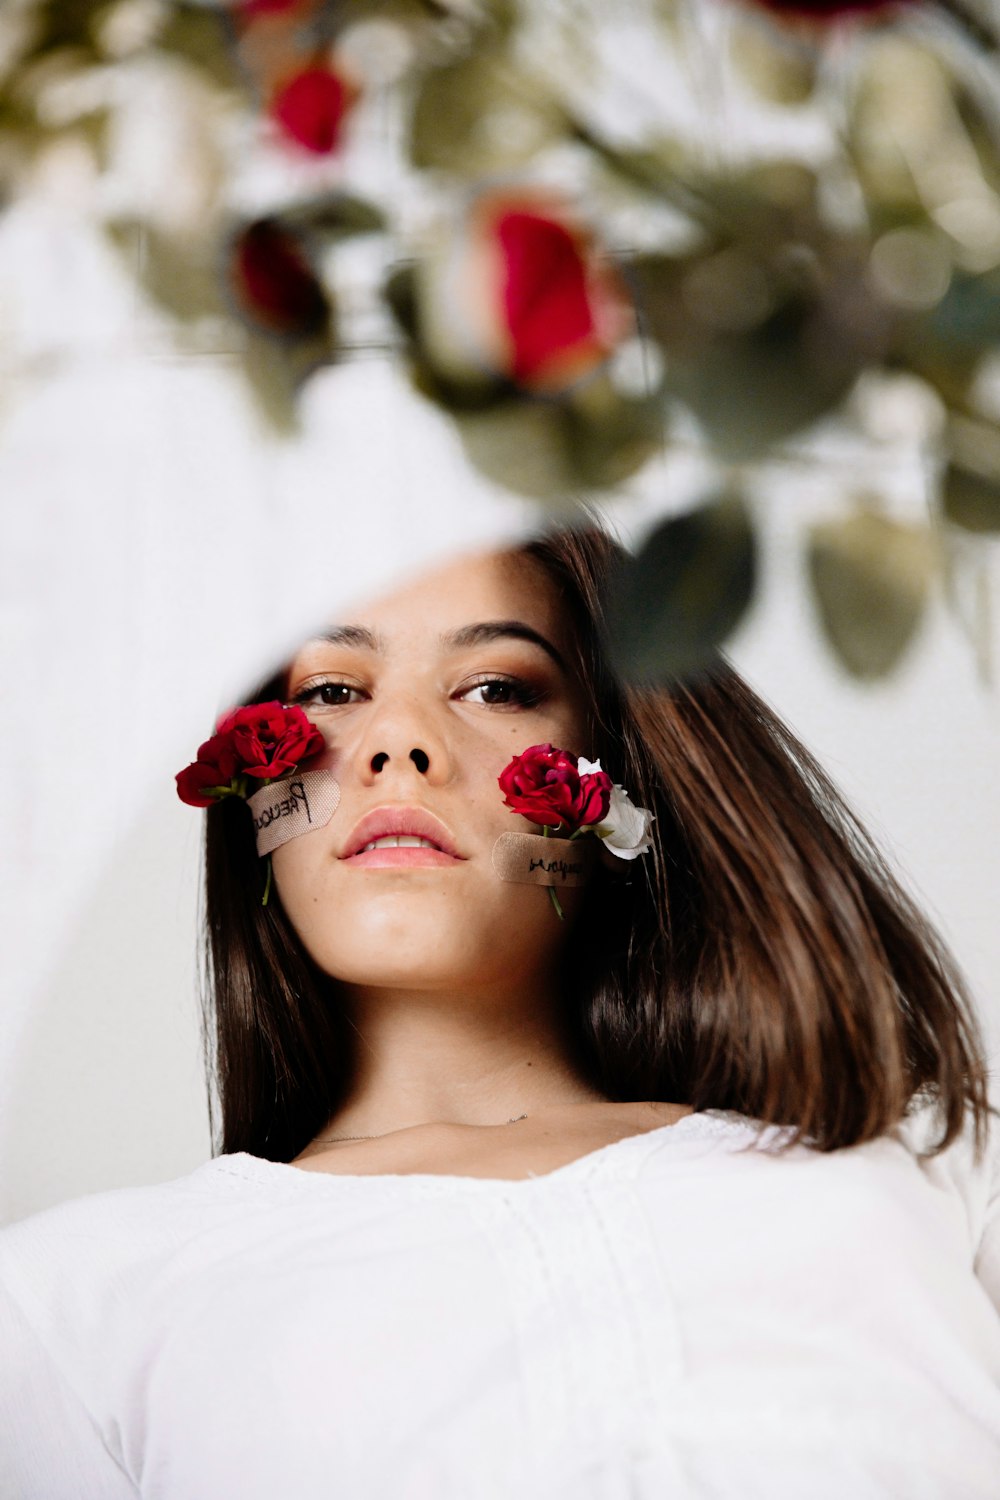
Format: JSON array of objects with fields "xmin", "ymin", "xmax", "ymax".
[
  {"xmin": 175, "ymin": 702, "xmax": 325, "ymax": 807},
  {"xmin": 230, "ymin": 219, "xmax": 329, "ymax": 338},
  {"xmin": 416, "ymin": 192, "xmax": 633, "ymax": 397},
  {"xmin": 215, "ymin": 701, "xmax": 325, "ymax": 780},
  {"xmin": 498, "ymin": 743, "xmax": 612, "ymax": 830},
  {"xmin": 497, "ymin": 210, "xmax": 608, "ymax": 385},
  {"xmin": 271, "ymin": 64, "xmax": 355, "ymax": 155},
  {"xmin": 175, "ymin": 732, "xmax": 241, "ymax": 808}
]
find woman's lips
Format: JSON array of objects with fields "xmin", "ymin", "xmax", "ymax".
[
  {"xmin": 346, "ymin": 845, "xmax": 463, "ymax": 868},
  {"xmin": 340, "ymin": 805, "xmax": 463, "ymax": 860}
]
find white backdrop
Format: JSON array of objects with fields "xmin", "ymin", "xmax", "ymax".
[{"xmin": 2, "ymin": 160, "xmax": 999, "ymax": 1228}]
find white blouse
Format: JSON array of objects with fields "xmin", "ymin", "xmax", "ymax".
[{"xmin": 1, "ymin": 1104, "xmax": 999, "ymax": 1499}]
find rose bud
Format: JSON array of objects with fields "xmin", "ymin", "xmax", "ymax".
[
  {"xmin": 270, "ymin": 61, "xmax": 359, "ymax": 156},
  {"xmin": 229, "ymin": 218, "xmax": 329, "ymax": 338},
  {"xmin": 416, "ymin": 190, "xmax": 634, "ymax": 396}
]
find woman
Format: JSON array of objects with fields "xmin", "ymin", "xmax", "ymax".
[{"xmin": 1, "ymin": 523, "xmax": 997, "ymax": 1498}]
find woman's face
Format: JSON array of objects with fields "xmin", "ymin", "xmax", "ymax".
[{"xmin": 271, "ymin": 547, "xmax": 592, "ymax": 992}]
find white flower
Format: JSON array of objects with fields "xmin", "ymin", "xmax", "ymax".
[{"xmin": 578, "ymin": 758, "xmax": 654, "ymax": 861}]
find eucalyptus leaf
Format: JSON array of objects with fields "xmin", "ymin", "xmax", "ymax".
[
  {"xmin": 604, "ymin": 491, "xmax": 758, "ymax": 685},
  {"xmin": 632, "ymin": 242, "xmax": 884, "ymax": 460},
  {"xmin": 106, "ymin": 220, "xmax": 227, "ymax": 322},
  {"xmin": 281, "ymin": 193, "xmax": 386, "ymax": 241},
  {"xmin": 943, "ymin": 464, "xmax": 1000, "ymax": 533},
  {"xmin": 728, "ymin": 14, "xmax": 818, "ymax": 108},
  {"xmin": 409, "ymin": 49, "xmax": 564, "ymax": 176},
  {"xmin": 455, "ymin": 398, "xmax": 578, "ymax": 501},
  {"xmin": 157, "ymin": 6, "xmax": 244, "ymax": 95},
  {"xmin": 942, "ymin": 416, "xmax": 1000, "ymax": 533},
  {"xmin": 29, "ymin": 0, "xmax": 105, "ymax": 57},
  {"xmin": 667, "ymin": 293, "xmax": 878, "ymax": 460},
  {"xmin": 807, "ymin": 508, "xmax": 936, "ymax": 680},
  {"xmin": 563, "ymin": 376, "xmax": 666, "ymax": 489},
  {"xmin": 241, "ymin": 327, "xmax": 334, "ymax": 438},
  {"xmin": 384, "ymin": 262, "xmax": 418, "ymax": 341}
]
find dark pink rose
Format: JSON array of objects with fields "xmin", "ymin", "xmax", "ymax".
[
  {"xmin": 498, "ymin": 743, "xmax": 612, "ymax": 830},
  {"xmin": 175, "ymin": 701, "xmax": 325, "ymax": 806}
]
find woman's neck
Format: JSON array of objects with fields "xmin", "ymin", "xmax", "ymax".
[{"xmin": 318, "ymin": 978, "xmax": 605, "ymax": 1139}]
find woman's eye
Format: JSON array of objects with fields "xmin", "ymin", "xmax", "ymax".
[
  {"xmin": 459, "ymin": 677, "xmax": 544, "ymax": 709},
  {"xmin": 290, "ymin": 681, "xmax": 365, "ymax": 708}
]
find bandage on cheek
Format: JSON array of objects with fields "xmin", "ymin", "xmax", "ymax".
[
  {"xmin": 247, "ymin": 770, "xmax": 341, "ymax": 856},
  {"xmin": 491, "ymin": 832, "xmax": 596, "ymax": 887}
]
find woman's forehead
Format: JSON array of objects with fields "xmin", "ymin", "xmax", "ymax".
[{"xmin": 316, "ymin": 548, "xmax": 570, "ymax": 653}]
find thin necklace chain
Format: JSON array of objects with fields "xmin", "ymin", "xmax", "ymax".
[{"xmin": 314, "ymin": 1113, "xmax": 529, "ymax": 1144}]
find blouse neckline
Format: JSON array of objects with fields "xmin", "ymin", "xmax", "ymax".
[{"xmin": 209, "ymin": 1109, "xmax": 772, "ymax": 1197}]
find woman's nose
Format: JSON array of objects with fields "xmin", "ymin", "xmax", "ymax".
[
  {"xmin": 370, "ymin": 748, "xmax": 429, "ymax": 775},
  {"xmin": 353, "ymin": 697, "xmax": 451, "ymax": 786}
]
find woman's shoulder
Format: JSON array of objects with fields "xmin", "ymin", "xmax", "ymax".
[
  {"xmin": 887, "ymin": 1091, "xmax": 1000, "ymax": 1292},
  {"xmin": 0, "ymin": 1155, "xmax": 246, "ymax": 1315}
]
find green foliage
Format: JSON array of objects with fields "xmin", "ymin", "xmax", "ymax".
[
  {"xmin": 807, "ymin": 506, "xmax": 936, "ymax": 679},
  {"xmin": 604, "ymin": 491, "xmax": 758, "ymax": 685},
  {"xmin": 4, "ymin": 0, "xmax": 1000, "ymax": 680},
  {"xmin": 157, "ymin": 5, "xmax": 245, "ymax": 94},
  {"xmin": 943, "ymin": 418, "xmax": 1000, "ymax": 534}
]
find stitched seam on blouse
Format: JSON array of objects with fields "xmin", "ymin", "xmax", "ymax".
[
  {"xmin": 583, "ymin": 1182, "xmax": 658, "ymax": 1425},
  {"xmin": 498, "ymin": 1187, "xmax": 603, "ymax": 1472},
  {"xmin": 460, "ymin": 1194, "xmax": 536, "ymax": 1487}
]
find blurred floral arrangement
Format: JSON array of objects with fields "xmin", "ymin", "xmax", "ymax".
[{"xmin": 2, "ymin": 0, "xmax": 999, "ymax": 682}]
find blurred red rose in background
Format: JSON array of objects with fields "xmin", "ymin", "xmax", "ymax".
[
  {"xmin": 230, "ymin": 219, "xmax": 329, "ymax": 337},
  {"xmin": 270, "ymin": 63, "xmax": 358, "ymax": 155},
  {"xmin": 417, "ymin": 191, "xmax": 634, "ymax": 395}
]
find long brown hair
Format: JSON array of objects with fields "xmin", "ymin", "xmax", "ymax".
[{"xmin": 201, "ymin": 523, "xmax": 996, "ymax": 1164}]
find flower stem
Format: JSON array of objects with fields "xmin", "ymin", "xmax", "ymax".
[
  {"xmin": 262, "ymin": 855, "xmax": 272, "ymax": 907},
  {"xmin": 542, "ymin": 825, "xmax": 565, "ymax": 920}
]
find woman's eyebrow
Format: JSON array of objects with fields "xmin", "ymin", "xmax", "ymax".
[
  {"xmin": 442, "ymin": 621, "xmax": 568, "ymax": 673},
  {"xmin": 312, "ymin": 620, "xmax": 568, "ymax": 673},
  {"xmin": 316, "ymin": 626, "xmax": 381, "ymax": 651}
]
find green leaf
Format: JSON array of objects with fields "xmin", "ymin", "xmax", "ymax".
[
  {"xmin": 728, "ymin": 13, "xmax": 818, "ymax": 107},
  {"xmin": 454, "ymin": 398, "xmax": 577, "ymax": 501},
  {"xmin": 241, "ymin": 326, "xmax": 335, "ymax": 437},
  {"xmin": 563, "ymin": 375, "xmax": 666, "ymax": 489},
  {"xmin": 106, "ymin": 220, "xmax": 228, "ymax": 322},
  {"xmin": 631, "ymin": 242, "xmax": 883, "ymax": 460},
  {"xmin": 157, "ymin": 6, "xmax": 244, "ymax": 94},
  {"xmin": 604, "ymin": 490, "xmax": 758, "ymax": 685},
  {"xmin": 281, "ymin": 193, "xmax": 386, "ymax": 241},
  {"xmin": 806, "ymin": 506, "xmax": 936, "ymax": 680},
  {"xmin": 943, "ymin": 464, "xmax": 1000, "ymax": 533},
  {"xmin": 942, "ymin": 416, "xmax": 1000, "ymax": 533},
  {"xmin": 30, "ymin": 0, "xmax": 105, "ymax": 55},
  {"xmin": 409, "ymin": 49, "xmax": 565, "ymax": 176}
]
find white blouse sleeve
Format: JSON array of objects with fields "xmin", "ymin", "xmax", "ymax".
[
  {"xmin": 899, "ymin": 1096, "xmax": 1000, "ymax": 1317},
  {"xmin": 974, "ymin": 1116, "xmax": 1000, "ymax": 1315},
  {"xmin": 0, "ymin": 1285, "xmax": 138, "ymax": 1499}
]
